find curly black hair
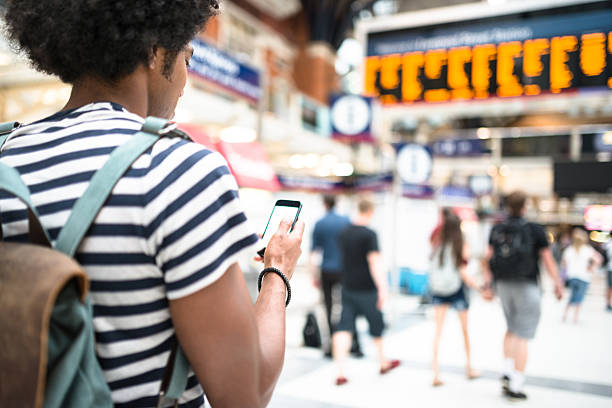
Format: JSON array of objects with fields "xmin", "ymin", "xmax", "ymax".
[{"xmin": 2, "ymin": 0, "xmax": 219, "ymax": 83}]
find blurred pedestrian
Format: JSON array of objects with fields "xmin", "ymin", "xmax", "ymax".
[
  {"xmin": 310, "ymin": 194, "xmax": 362, "ymax": 358},
  {"xmin": 606, "ymin": 238, "xmax": 612, "ymax": 311},
  {"xmin": 482, "ymin": 191, "xmax": 564, "ymax": 402},
  {"xmin": 0, "ymin": 1, "xmax": 304, "ymax": 406},
  {"xmin": 562, "ymin": 228, "xmax": 603, "ymax": 323},
  {"xmin": 332, "ymin": 198, "xmax": 399, "ymax": 385},
  {"xmin": 429, "ymin": 211, "xmax": 482, "ymax": 387},
  {"xmin": 552, "ymin": 227, "xmax": 572, "ymax": 283}
]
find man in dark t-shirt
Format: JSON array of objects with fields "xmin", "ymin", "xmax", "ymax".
[
  {"xmin": 483, "ymin": 191, "xmax": 563, "ymax": 402},
  {"xmin": 331, "ymin": 198, "xmax": 399, "ymax": 386},
  {"xmin": 311, "ymin": 195, "xmax": 362, "ymax": 357}
]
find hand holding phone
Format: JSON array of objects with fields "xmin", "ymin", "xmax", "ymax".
[{"xmin": 257, "ymin": 200, "xmax": 302, "ymax": 258}]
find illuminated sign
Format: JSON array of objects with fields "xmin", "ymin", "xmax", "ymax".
[
  {"xmin": 365, "ymin": 7, "xmax": 612, "ymax": 104},
  {"xmin": 584, "ymin": 205, "xmax": 612, "ymax": 231}
]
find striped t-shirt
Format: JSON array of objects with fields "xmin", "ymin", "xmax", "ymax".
[{"xmin": 0, "ymin": 102, "xmax": 260, "ymax": 407}]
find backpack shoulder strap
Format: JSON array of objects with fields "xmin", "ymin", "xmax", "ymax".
[
  {"xmin": 0, "ymin": 121, "xmax": 21, "ymax": 151},
  {"xmin": 0, "ymin": 161, "xmax": 52, "ymax": 246},
  {"xmin": 54, "ymin": 116, "xmax": 172, "ymax": 257}
]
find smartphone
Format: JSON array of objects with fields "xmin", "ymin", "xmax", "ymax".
[{"xmin": 257, "ymin": 200, "xmax": 302, "ymax": 258}]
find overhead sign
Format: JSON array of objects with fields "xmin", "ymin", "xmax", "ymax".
[
  {"xmin": 277, "ymin": 175, "xmax": 345, "ymax": 192},
  {"xmin": 330, "ymin": 94, "xmax": 373, "ymax": 142},
  {"xmin": 364, "ymin": 5, "xmax": 612, "ymax": 104},
  {"xmin": 350, "ymin": 173, "xmax": 393, "ymax": 191},
  {"xmin": 395, "ymin": 144, "xmax": 433, "ymax": 184},
  {"xmin": 432, "ymin": 139, "xmax": 486, "ymax": 156},
  {"xmin": 189, "ymin": 38, "xmax": 262, "ymax": 103}
]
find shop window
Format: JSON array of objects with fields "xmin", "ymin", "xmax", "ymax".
[
  {"xmin": 301, "ymin": 96, "xmax": 330, "ymax": 137},
  {"xmin": 267, "ymin": 78, "xmax": 290, "ymax": 120},
  {"xmin": 502, "ymin": 135, "xmax": 570, "ymax": 158},
  {"xmin": 224, "ymin": 14, "xmax": 258, "ymax": 62}
]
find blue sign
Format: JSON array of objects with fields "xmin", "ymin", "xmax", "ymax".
[
  {"xmin": 402, "ymin": 183, "xmax": 435, "ymax": 199},
  {"xmin": 432, "ymin": 139, "xmax": 486, "ymax": 157},
  {"xmin": 351, "ymin": 173, "xmax": 393, "ymax": 191},
  {"xmin": 330, "ymin": 94, "xmax": 373, "ymax": 142},
  {"xmin": 189, "ymin": 38, "xmax": 261, "ymax": 102},
  {"xmin": 438, "ymin": 186, "xmax": 475, "ymax": 204},
  {"xmin": 394, "ymin": 143, "xmax": 433, "ymax": 184},
  {"xmin": 277, "ymin": 175, "xmax": 344, "ymax": 192}
]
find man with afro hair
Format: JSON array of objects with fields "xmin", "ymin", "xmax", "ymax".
[{"xmin": 1, "ymin": 1, "xmax": 304, "ymax": 407}]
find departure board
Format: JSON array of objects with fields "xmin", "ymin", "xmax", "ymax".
[{"xmin": 364, "ymin": 5, "xmax": 612, "ymax": 104}]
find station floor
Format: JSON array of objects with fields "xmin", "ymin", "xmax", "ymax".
[{"xmin": 261, "ymin": 271, "xmax": 612, "ymax": 407}]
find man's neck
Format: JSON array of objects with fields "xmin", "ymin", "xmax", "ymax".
[
  {"xmin": 353, "ymin": 215, "xmax": 370, "ymax": 226},
  {"xmin": 63, "ymin": 69, "xmax": 149, "ymax": 118}
]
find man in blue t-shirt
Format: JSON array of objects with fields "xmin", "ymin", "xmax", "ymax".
[{"xmin": 311, "ymin": 195, "xmax": 362, "ymax": 357}]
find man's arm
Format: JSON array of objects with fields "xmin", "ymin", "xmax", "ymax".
[
  {"xmin": 540, "ymin": 247, "xmax": 564, "ymax": 300},
  {"xmin": 367, "ymin": 251, "xmax": 388, "ymax": 309},
  {"xmin": 169, "ymin": 220, "xmax": 304, "ymax": 408},
  {"xmin": 481, "ymin": 245, "xmax": 494, "ymax": 287},
  {"xmin": 308, "ymin": 250, "xmax": 322, "ymax": 288},
  {"xmin": 458, "ymin": 242, "xmax": 479, "ymax": 289},
  {"xmin": 479, "ymin": 245, "xmax": 495, "ymax": 300}
]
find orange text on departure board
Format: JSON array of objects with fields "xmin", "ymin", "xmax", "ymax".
[{"xmin": 364, "ymin": 31, "xmax": 612, "ymax": 104}]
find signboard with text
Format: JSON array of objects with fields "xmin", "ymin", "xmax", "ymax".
[
  {"xmin": 364, "ymin": 4, "xmax": 612, "ymax": 104},
  {"xmin": 189, "ymin": 38, "xmax": 262, "ymax": 103}
]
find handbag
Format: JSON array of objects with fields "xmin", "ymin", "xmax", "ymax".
[{"xmin": 302, "ymin": 312, "xmax": 322, "ymax": 348}]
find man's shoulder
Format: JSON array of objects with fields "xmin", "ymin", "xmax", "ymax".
[{"xmin": 319, "ymin": 212, "xmax": 349, "ymax": 226}]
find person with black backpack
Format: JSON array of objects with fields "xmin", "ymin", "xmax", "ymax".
[{"xmin": 482, "ymin": 191, "xmax": 563, "ymax": 402}]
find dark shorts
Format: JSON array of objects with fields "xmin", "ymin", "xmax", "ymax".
[
  {"xmin": 607, "ymin": 269, "xmax": 612, "ymax": 288},
  {"xmin": 568, "ymin": 278, "xmax": 589, "ymax": 304},
  {"xmin": 335, "ymin": 288, "xmax": 384, "ymax": 337},
  {"xmin": 431, "ymin": 287, "xmax": 469, "ymax": 311}
]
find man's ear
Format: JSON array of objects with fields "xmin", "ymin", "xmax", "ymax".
[{"xmin": 148, "ymin": 46, "xmax": 160, "ymax": 70}]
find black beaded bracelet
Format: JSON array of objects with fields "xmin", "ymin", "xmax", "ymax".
[{"xmin": 257, "ymin": 267, "xmax": 291, "ymax": 307}]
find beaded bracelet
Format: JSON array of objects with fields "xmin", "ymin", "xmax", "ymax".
[{"xmin": 257, "ymin": 267, "xmax": 291, "ymax": 307}]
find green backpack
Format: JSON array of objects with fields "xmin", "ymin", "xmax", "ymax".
[{"xmin": 0, "ymin": 117, "xmax": 190, "ymax": 408}]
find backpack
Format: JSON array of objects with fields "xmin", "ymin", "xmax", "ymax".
[
  {"xmin": 0, "ymin": 118, "xmax": 190, "ymax": 408},
  {"xmin": 489, "ymin": 218, "xmax": 536, "ymax": 281},
  {"xmin": 302, "ymin": 311, "xmax": 322, "ymax": 349},
  {"xmin": 429, "ymin": 245, "xmax": 463, "ymax": 296}
]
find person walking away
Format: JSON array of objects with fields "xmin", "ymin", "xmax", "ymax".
[
  {"xmin": 0, "ymin": 2, "xmax": 304, "ymax": 406},
  {"xmin": 332, "ymin": 198, "xmax": 399, "ymax": 385},
  {"xmin": 562, "ymin": 228, "xmax": 603, "ymax": 323},
  {"xmin": 310, "ymin": 195, "xmax": 362, "ymax": 357},
  {"xmin": 429, "ymin": 212, "xmax": 483, "ymax": 387},
  {"xmin": 482, "ymin": 191, "xmax": 564, "ymax": 402}
]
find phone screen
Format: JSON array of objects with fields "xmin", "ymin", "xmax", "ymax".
[{"xmin": 258, "ymin": 201, "xmax": 301, "ymax": 256}]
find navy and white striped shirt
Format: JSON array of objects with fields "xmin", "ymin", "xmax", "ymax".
[{"xmin": 0, "ymin": 102, "xmax": 260, "ymax": 407}]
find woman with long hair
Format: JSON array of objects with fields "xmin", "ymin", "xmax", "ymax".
[
  {"xmin": 429, "ymin": 211, "xmax": 481, "ymax": 386},
  {"xmin": 562, "ymin": 228, "xmax": 602, "ymax": 323}
]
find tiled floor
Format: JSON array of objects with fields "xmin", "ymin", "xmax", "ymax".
[{"xmin": 264, "ymin": 271, "xmax": 612, "ymax": 407}]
